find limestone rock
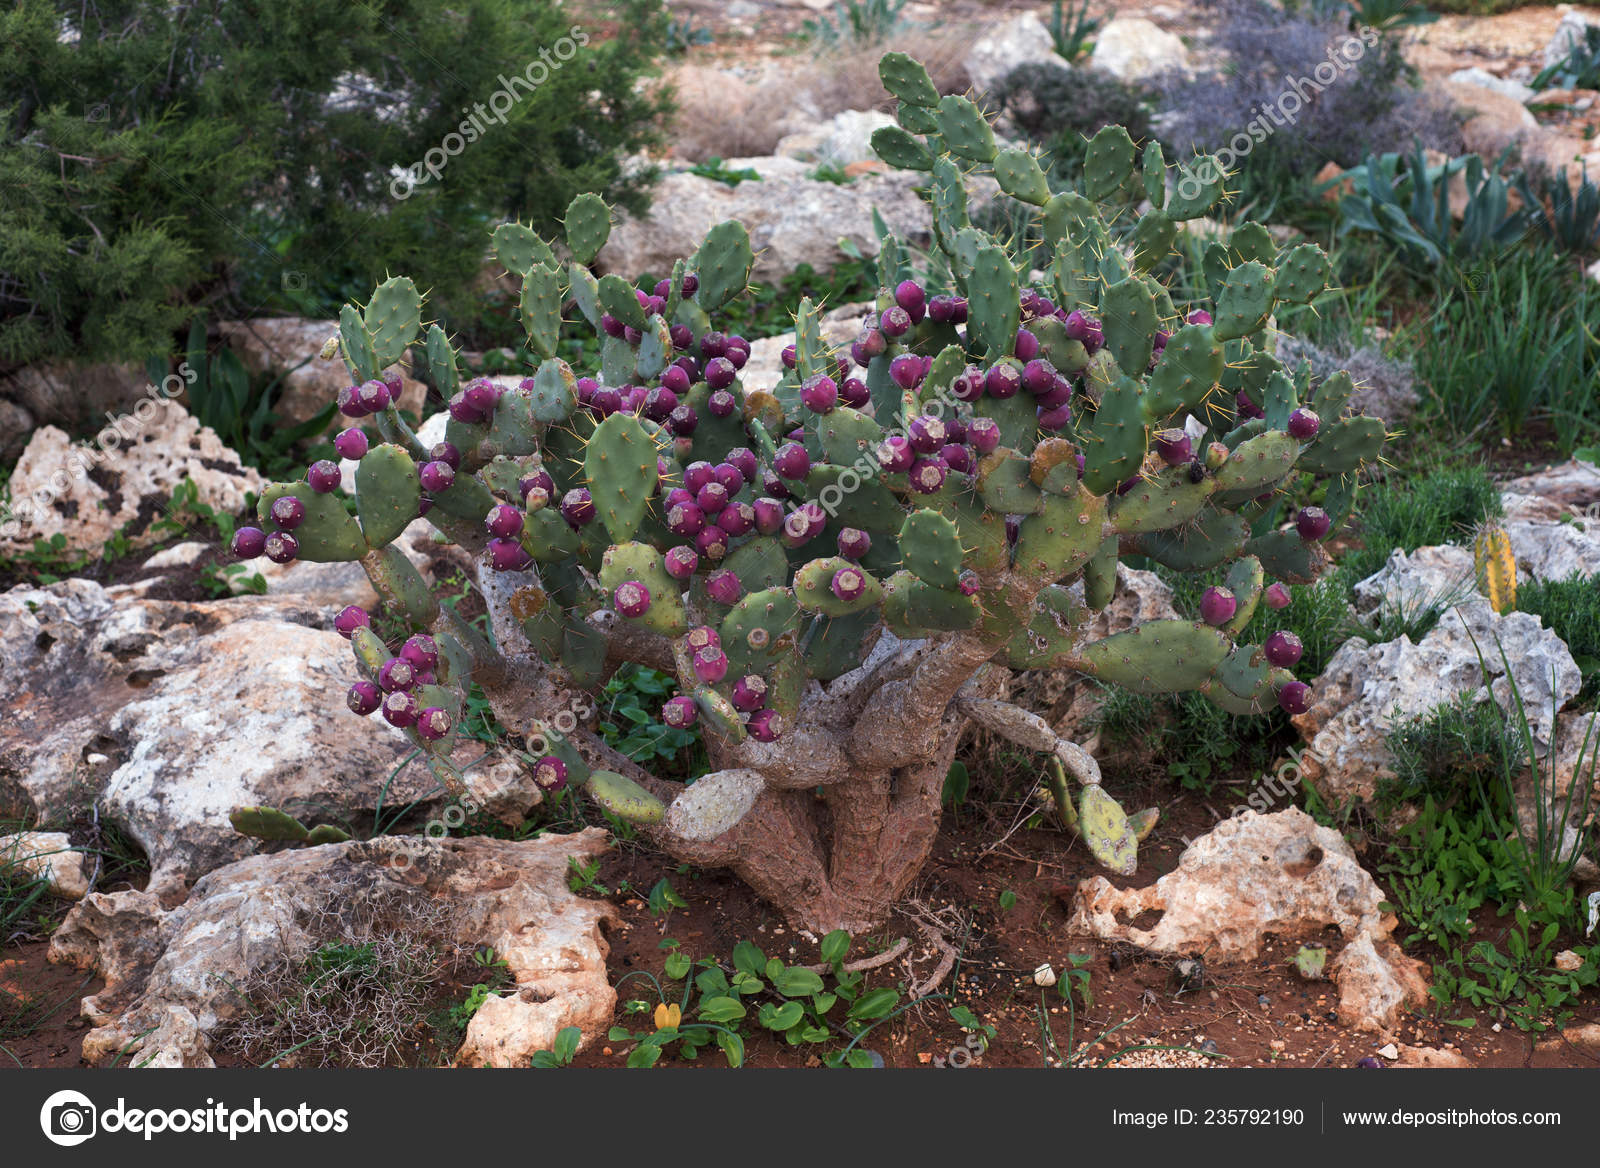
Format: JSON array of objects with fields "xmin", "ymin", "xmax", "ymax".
[
  {"xmin": 775, "ymin": 109, "xmax": 898, "ymax": 168},
  {"xmin": 1091, "ymin": 18, "xmax": 1191, "ymax": 84},
  {"xmin": 1068, "ymin": 808, "xmax": 1428, "ymax": 1031},
  {"xmin": 1545, "ymin": 9, "xmax": 1598, "ymax": 70},
  {"xmin": 48, "ymin": 831, "xmax": 618, "ymax": 1068},
  {"xmin": 1504, "ymin": 458, "xmax": 1600, "ymax": 509},
  {"xmin": 0, "ymin": 579, "xmax": 434, "ymax": 887},
  {"xmin": 0, "ymin": 831, "xmax": 90, "ymax": 900},
  {"xmin": 0, "ymin": 403, "xmax": 265, "ymax": 553},
  {"xmin": 740, "ymin": 301, "xmax": 873, "ymax": 392},
  {"xmin": 1, "ymin": 360, "xmax": 146, "ymax": 439},
  {"xmin": 964, "ymin": 14, "xmax": 1071, "ymax": 95},
  {"xmin": 1448, "ymin": 67, "xmax": 1536, "ymax": 104},
  {"xmin": 1441, "ymin": 80, "xmax": 1538, "ymax": 161}
]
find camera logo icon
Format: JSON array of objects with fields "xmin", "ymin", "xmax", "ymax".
[{"xmin": 40, "ymin": 1090, "xmax": 97, "ymax": 1146}]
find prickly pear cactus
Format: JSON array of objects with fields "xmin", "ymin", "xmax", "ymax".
[{"xmin": 229, "ymin": 51, "xmax": 1390, "ymax": 933}]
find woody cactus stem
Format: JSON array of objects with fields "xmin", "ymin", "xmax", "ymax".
[{"xmin": 234, "ymin": 49, "xmax": 1392, "ymax": 933}]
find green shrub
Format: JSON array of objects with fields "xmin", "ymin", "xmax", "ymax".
[
  {"xmin": 1340, "ymin": 464, "xmax": 1501, "ymax": 582},
  {"xmin": 993, "ymin": 62, "xmax": 1150, "ymax": 173},
  {"xmin": 1519, "ymin": 572, "xmax": 1600, "ymax": 700},
  {"xmin": 0, "ymin": 0, "xmax": 671, "ymax": 369},
  {"xmin": 1383, "ymin": 694, "xmax": 1525, "ymax": 808}
]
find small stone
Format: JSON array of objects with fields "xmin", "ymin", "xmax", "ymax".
[
  {"xmin": 1554, "ymin": 949, "xmax": 1584, "ymax": 972},
  {"xmin": 1033, "ymin": 962, "xmax": 1057, "ymax": 987},
  {"xmin": 1377, "ymin": 1043, "xmax": 1399, "ymax": 1060}
]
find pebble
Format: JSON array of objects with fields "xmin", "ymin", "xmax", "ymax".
[{"xmin": 1377, "ymin": 1043, "xmax": 1399, "ymax": 1060}]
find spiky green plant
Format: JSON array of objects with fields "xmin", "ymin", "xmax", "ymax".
[{"xmin": 232, "ymin": 52, "xmax": 1391, "ymax": 933}]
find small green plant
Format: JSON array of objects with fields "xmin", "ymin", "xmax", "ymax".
[
  {"xmin": 1518, "ymin": 572, "xmax": 1600, "ymax": 700},
  {"xmin": 998, "ymin": 889, "xmax": 1018, "ymax": 911},
  {"xmin": 1382, "ymin": 694, "xmax": 1525, "ymax": 809},
  {"xmin": 530, "ymin": 1026, "xmax": 582, "ymax": 1067},
  {"xmin": 1516, "ymin": 163, "xmax": 1600, "ymax": 255},
  {"xmin": 598, "ymin": 665, "xmax": 705, "ymax": 777},
  {"xmin": 663, "ymin": 12, "xmax": 713, "ymax": 54},
  {"xmin": 567, "ymin": 856, "xmax": 610, "ymax": 897},
  {"xmin": 1046, "ymin": 0, "xmax": 1105, "ymax": 63},
  {"xmin": 1340, "ymin": 0, "xmax": 1438, "ymax": 31},
  {"xmin": 687, "ymin": 157, "xmax": 763, "ymax": 187},
  {"xmin": 647, "ymin": 877, "xmax": 688, "ymax": 917},
  {"xmin": 802, "ymin": 0, "xmax": 907, "ymax": 47},
  {"xmin": 1533, "ymin": 24, "xmax": 1600, "ymax": 90},
  {"xmin": 810, "ymin": 161, "xmax": 854, "ymax": 186}
]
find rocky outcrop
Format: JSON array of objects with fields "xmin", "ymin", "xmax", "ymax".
[
  {"xmin": 1068, "ymin": 808, "xmax": 1429, "ymax": 1033},
  {"xmin": 964, "ymin": 13, "xmax": 1072, "ymax": 95},
  {"xmin": 1091, "ymin": 18, "xmax": 1191, "ymax": 84},
  {"xmin": 48, "ymin": 831, "xmax": 618, "ymax": 1068},
  {"xmin": 0, "ymin": 831, "xmax": 90, "ymax": 900}
]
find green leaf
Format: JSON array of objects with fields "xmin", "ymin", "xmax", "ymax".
[
  {"xmin": 664, "ymin": 951, "xmax": 691, "ymax": 980},
  {"xmin": 731, "ymin": 940, "xmax": 766, "ymax": 975},
  {"xmin": 552, "ymin": 1026, "xmax": 580, "ymax": 1064},
  {"xmin": 774, "ymin": 967, "xmax": 826, "ymax": 998},
  {"xmin": 819, "ymin": 930, "xmax": 851, "ymax": 965},
  {"xmin": 697, "ymin": 996, "xmax": 748, "ymax": 1024},
  {"xmin": 847, "ymin": 987, "xmax": 901, "ymax": 1021},
  {"xmin": 999, "ymin": 889, "xmax": 1017, "ymax": 911},
  {"xmin": 716, "ymin": 1028, "xmax": 745, "ymax": 1068},
  {"xmin": 760, "ymin": 1001, "xmax": 806, "ymax": 1031},
  {"xmin": 626, "ymin": 1043, "xmax": 662, "ymax": 1068}
]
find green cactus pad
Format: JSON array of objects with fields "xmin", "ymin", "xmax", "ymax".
[
  {"xmin": 1137, "ymin": 507, "xmax": 1250, "ymax": 572},
  {"xmin": 349, "ymin": 626, "xmax": 388, "ymax": 683},
  {"xmin": 1227, "ymin": 222, "xmax": 1277, "ymax": 266},
  {"xmin": 599, "ymin": 542, "xmax": 687, "ymax": 636},
  {"xmin": 870, "ymin": 125, "xmax": 934, "ymax": 170},
  {"xmin": 1083, "ymin": 125, "xmax": 1137, "ymax": 202},
  {"xmin": 1079, "ymin": 785, "xmax": 1137, "ymax": 876},
  {"xmin": 1002, "ymin": 584, "xmax": 1086, "ymax": 668},
  {"xmin": 994, "ymin": 147, "xmax": 1051, "ymax": 206},
  {"xmin": 229, "ymin": 807, "xmax": 309, "ymax": 842},
  {"xmin": 1100, "ymin": 278, "xmax": 1159, "ymax": 375},
  {"xmin": 935, "ymin": 95, "xmax": 997, "ymax": 162},
  {"xmin": 1212, "ymin": 430, "xmax": 1299, "ymax": 495},
  {"xmin": 805, "ymin": 464, "xmax": 901, "ymax": 530},
  {"xmin": 425, "ymin": 324, "xmax": 460, "ymax": 400},
  {"xmin": 1164, "ymin": 155, "xmax": 1228, "ymax": 220},
  {"xmin": 597, "ymin": 273, "xmax": 647, "ymax": 331},
  {"xmin": 968, "ymin": 245, "xmax": 1021, "ymax": 360},
  {"xmin": 1083, "ymin": 535, "xmax": 1118, "ymax": 610},
  {"xmin": 722, "ymin": 537, "xmax": 790, "ymax": 593},
  {"xmin": 793, "ymin": 556, "xmax": 884, "ymax": 616},
  {"xmin": 804, "ymin": 610, "xmax": 877, "ymax": 680},
  {"xmin": 1144, "ymin": 324, "xmax": 1222, "ymax": 419},
  {"xmin": 563, "ymin": 192, "xmax": 611, "ymax": 266},
  {"xmin": 1309, "ymin": 370, "xmax": 1355, "ymax": 420},
  {"xmin": 339, "ymin": 304, "xmax": 379, "ymax": 383},
  {"xmin": 879, "ymin": 51, "xmax": 940, "ymax": 106},
  {"xmin": 1014, "ymin": 489, "xmax": 1107, "ymax": 582},
  {"xmin": 1075, "ymin": 619, "xmax": 1232, "ymax": 693},
  {"xmin": 899, "ymin": 509, "xmax": 964, "ymax": 589},
  {"xmin": 721, "ymin": 587, "xmax": 802, "ymax": 677},
  {"xmin": 976, "ymin": 448, "xmax": 1044, "ymax": 514},
  {"xmin": 355, "ymin": 443, "xmax": 421, "ymax": 549},
  {"xmin": 1141, "ymin": 139, "xmax": 1167, "ymax": 208},
  {"xmin": 1295, "ymin": 415, "xmax": 1385, "ymax": 475},
  {"xmin": 259, "ymin": 482, "xmax": 366, "ymax": 562},
  {"xmin": 1273, "ymin": 243, "xmax": 1330, "ymax": 304},
  {"xmin": 586, "ymin": 770, "xmax": 667, "ymax": 825},
  {"xmin": 1261, "ymin": 369, "xmax": 1299, "ymax": 431},
  {"xmin": 585, "ymin": 412, "xmax": 658, "ymax": 544},
  {"xmin": 365, "ymin": 276, "xmax": 422, "ymax": 371},
  {"xmin": 1131, "ymin": 211, "xmax": 1178, "ymax": 272},
  {"xmin": 362, "ymin": 543, "xmax": 438, "ymax": 629},
  {"xmin": 1245, "ymin": 529, "xmax": 1330, "ymax": 585},
  {"xmin": 897, "ymin": 101, "xmax": 939, "ymax": 134},
  {"xmin": 1221, "ymin": 555, "xmax": 1265, "ymax": 636},
  {"xmin": 927, "ymin": 479, "xmax": 1010, "ymax": 573},
  {"xmin": 1213, "ymin": 261, "xmax": 1276, "ymax": 342},
  {"xmin": 1081, "ymin": 374, "xmax": 1147, "ymax": 495},
  {"xmin": 1110, "ymin": 466, "xmax": 1217, "ymax": 535},
  {"xmin": 929, "ymin": 158, "xmax": 970, "ymax": 246},
  {"xmin": 693, "ymin": 220, "xmax": 755, "ymax": 310},
  {"xmin": 634, "ymin": 314, "xmax": 673, "ymax": 381},
  {"xmin": 491, "ymin": 222, "xmax": 557, "ymax": 278},
  {"xmin": 519, "ymin": 264, "xmax": 563, "ymax": 361},
  {"xmin": 692, "ymin": 685, "xmax": 748, "ymax": 741},
  {"xmin": 559, "ymin": 613, "xmax": 609, "ymax": 689},
  {"xmin": 527, "ymin": 358, "xmax": 578, "ymax": 423}
]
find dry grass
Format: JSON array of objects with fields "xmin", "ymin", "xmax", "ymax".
[{"xmin": 666, "ymin": 25, "xmax": 974, "ymax": 162}]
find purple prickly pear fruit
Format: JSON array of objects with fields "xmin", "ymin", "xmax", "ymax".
[
  {"xmin": 429, "ymin": 441, "xmax": 462, "ymax": 471},
  {"xmin": 713, "ymin": 462, "xmax": 745, "ymax": 495},
  {"xmin": 1200, "ymin": 586, "xmax": 1237, "ymax": 626},
  {"xmin": 338, "ymin": 385, "xmax": 366, "ymax": 418},
  {"xmin": 1235, "ymin": 390, "xmax": 1266, "ymax": 420},
  {"xmin": 667, "ymin": 501, "xmax": 706, "ymax": 537},
  {"xmin": 334, "ymin": 605, "xmax": 370, "ymax": 639},
  {"xmin": 780, "ymin": 344, "xmax": 797, "ymax": 370},
  {"xmin": 379, "ymin": 657, "xmax": 416, "ymax": 693},
  {"xmin": 700, "ymin": 332, "xmax": 727, "ymax": 359},
  {"xmin": 613, "ymin": 580, "xmax": 653, "ymax": 618},
  {"xmin": 894, "ymin": 279, "xmax": 926, "ymax": 317},
  {"xmin": 1005, "ymin": 515, "xmax": 1021, "ymax": 546},
  {"xmin": 941, "ymin": 443, "xmax": 974, "ymax": 474},
  {"xmin": 1037, "ymin": 403, "xmax": 1073, "ymax": 431},
  {"xmin": 1062, "ymin": 310, "xmax": 1093, "ymax": 342},
  {"xmin": 664, "ymin": 545, "xmax": 699, "ymax": 580},
  {"xmin": 1021, "ymin": 358, "xmax": 1056, "ymax": 396},
  {"xmin": 1264, "ymin": 630, "xmax": 1304, "ymax": 667},
  {"xmin": 684, "ymin": 461, "xmax": 714, "ymax": 493},
  {"xmin": 889, "ymin": 353, "xmax": 923, "ymax": 390},
  {"xmin": 420, "ymin": 460, "xmax": 456, "ymax": 492},
  {"xmin": 669, "ymin": 323, "xmax": 694, "ymax": 351},
  {"xmin": 681, "ymin": 272, "xmax": 700, "ymax": 295},
  {"xmin": 401, "ymin": 634, "xmax": 439, "ymax": 672},
  {"xmin": 716, "ymin": 501, "xmax": 755, "ymax": 536},
  {"xmin": 1188, "ymin": 309, "xmax": 1213, "ymax": 326},
  {"xmin": 270, "ymin": 495, "xmax": 306, "ymax": 530},
  {"xmin": 1152, "ymin": 329, "xmax": 1170, "ymax": 355},
  {"xmin": 1015, "ymin": 328, "xmax": 1040, "ymax": 362},
  {"xmin": 264, "ymin": 531, "xmax": 299, "ymax": 564},
  {"xmin": 381, "ymin": 690, "xmax": 419, "ymax": 728},
  {"xmin": 876, "ymin": 433, "xmax": 915, "ymax": 472},
  {"xmin": 856, "ymin": 327, "xmax": 888, "ymax": 362},
  {"xmin": 985, "ymin": 362, "xmax": 1022, "ymax": 399},
  {"xmin": 1277, "ymin": 680, "xmax": 1312, "ymax": 716},
  {"xmin": 1295, "ymin": 506, "xmax": 1331, "ymax": 541},
  {"xmin": 774, "ymin": 442, "xmax": 811, "ymax": 480},
  {"xmin": 880, "ymin": 305, "xmax": 912, "ymax": 337},
  {"xmin": 705, "ymin": 356, "xmax": 737, "ymax": 389},
  {"xmin": 908, "ymin": 457, "xmax": 947, "ymax": 494},
  {"xmin": 840, "ymin": 377, "xmax": 872, "ymax": 408},
  {"xmin": 686, "ymin": 625, "xmax": 720, "ymax": 654},
  {"xmin": 944, "ymin": 417, "xmax": 967, "ymax": 443},
  {"xmin": 642, "ymin": 386, "xmax": 678, "ymax": 423},
  {"xmin": 836, "ymin": 527, "xmax": 872, "ymax": 559},
  {"xmin": 731, "ymin": 674, "xmax": 768, "ymax": 712},
  {"xmin": 418, "ymin": 498, "xmax": 434, "ymax": 517},
  {"xmin": 533, "ymin": 756, "xmax": 569, "ymax": 791},
  {"xmin": 695, "ymin": 482, "xmax": 729, "ymax": 515},
  {"xmin": 355, "ymin": 379, "xmax": 391, "ymax": 414},
  {"xmin": 231, "ymin": 526, "xmax": 267, "ymax": 559},
  {"xmin": 692, "ymin": 645, "xmax": 729, "ymax": 684},
  {"xmin": 1287, "ymin": 408, "xmax": 1321, "ymax": 441},
  {"xmin": 460, "ymin": 377, "xmax": 498, "ymax": 416},
  {"xmin": 1075, "ymin": 452, "xmax": 1087, "ymax": 474},
  {"xmin": 589, "ymin": 386, "xmax": 622, "ymax": 416},
  {"xmin": 665, "ymin": 487, "xmax": 693, "ymax": 508},
  {"xmin": 334, "ymin": 428, "xmax": 369, "ymax": 460},
  {"xmin": 1081, "ymin": 321, "xmax": 1104, "ymax": 354},
  {"xmin": 447, "ymin": 391, "xmax": 485, "ymax": 424},
  {"xmin": 485, "ymin": 503, "xmax": 524, "ymax": 539},
  {"xmin": 560, "ymin": 488, "xmax": 596, "ymax": 528},
  {"xmin": 661, "ymin": 695, "xmax": 699, "ymax": 729},
  {"xmin": 653, "ymin": 278, "xmax": 672, "ymax": 299},
  {"xmin": 705, "ymin": 569, "xmax": 742, "ymax": 606},
  {"xmin": 724, "ymin": 339, "xmax": 750, "ymax": 370},
  {"xmin": 707, "ymin": 389, "xmax": 738, "ymax": 419},
  {"xmin": 850, "ymin": 340, "xmax": 870, "ymax": 369},
  {"xmin": 599, "ymin": 312, "xmax": 625, "ymax": 338},
  {"xmin": 487, "ymin": 538, "xmax": 531, "ymax": 571},
  {"xmin": 760, "ymin": 467, "xmax": 791, "ymax": 499},
  {"xmin": 958, "ymin": 570, "xmax": 980, "ymax": 596},
  {"xmin": 781, "ymin": 502, "xmax": 825, "ymax": 547},
  {"xmin": 968, "ymin": 418, "xmax": 1001, "ymax": 455},
  {"xmin": 670, "ymin": 405, "xmax": 701, "ymax": 438},
  {"xmin": 417, "ymin": 706, "xmax": 452, "ymax": 741},
  {"xmin": 623, "ymin": 326, "xmax": 642, "ymax": 345},
  {"xmin": 908, "ymin": 414, "xmax": 946, "ymax": 453},
  {"xmin": 830, "ymin": 565, "xmax": 867, "ymax": 603},
  {"xmin": 800, "ymin": 374, "xmax": 839, "ymax": 413},
  {"xmin": 950, "ymin": 367, "xmax": 983, "ymax": 402},
  {"xmin": 660, "ymin": 364, "xmax": 691, "ymax": 395},
  {"xmin": 1116, "ymin": 477, "xmax": 1141, "ymax": 496},
  {"xmin": 1035, "ymin": 379, "xmax": 1073, "ymax": 409},
  {"xmin": 1019, "ymin": 289, "xmax": 1039, "ymax": 314},
  {"xmin": 694, "ymin": 526, "xmax": 729, "ymax": 560},
  {"xmin": 1264, "ymin": 582, "xmax": 1292, "ymax": 609},
  {"xmin": 725, "ymin": 447, "xmax": 758, "ymax": 480},
  {"xmin": 747, "ymin": 708, "xmax": 783, "ymax": 742},
  {"xmin": 347, "ymin": 680, "xmax": 381, "ymax": 716},
  {"xmin": 1037, "ymin": 296, "xmax": 1057, "ymax": 316},
  {"xmin": 1153, "ymin": 429, "xmax": 1193, "ymax": 466},
  {"xmin": 753, "ymin": 497, "xmax": 786, "ymax": 535},
  {"xmin": 928, "ymin": 295, "xmax": 958, "ymax": 324}
]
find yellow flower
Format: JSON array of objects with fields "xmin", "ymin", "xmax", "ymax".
[{"xmin": 653, "ymin": 1002, "xmax": 682, "ymax": 1031}]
